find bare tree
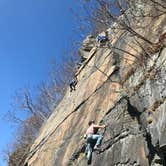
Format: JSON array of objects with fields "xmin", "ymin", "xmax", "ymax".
[
  {"xmin": 5, "ymin": 51, "xmax": 77, "ymax": 165},
  {"xmin": 81, "ymin": 0, "xmax": 166, "ymax": 34}
]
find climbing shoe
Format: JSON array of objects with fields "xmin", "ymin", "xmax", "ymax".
[{"xmin": 93, "ymin": 145, "xmax": 100, "ymax": 150}]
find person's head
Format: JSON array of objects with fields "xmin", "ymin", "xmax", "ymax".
[{"xmin": 88, "ymin": 120, "xmax": 95, "ymax": 126}]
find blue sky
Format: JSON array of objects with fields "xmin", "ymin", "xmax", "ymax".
[{"xmin": 0, "ymin": 0, "xmax": 85, "ymax": 165}]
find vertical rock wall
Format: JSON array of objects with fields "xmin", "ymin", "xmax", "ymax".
[{"xmin": 24, "ymin": 7, "xmax": 166, "ymax": 166}]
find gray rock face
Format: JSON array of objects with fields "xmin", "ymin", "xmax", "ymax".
[
  {"xmin": 126, "ymin": 49, "xmax": 166, "ymax": 165},
  {"xmin": 92, "ymin": 99, "xmax": 149, "ymax": 166}
]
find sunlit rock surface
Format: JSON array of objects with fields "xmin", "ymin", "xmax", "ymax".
[{"xmin": 25, "ymin": 9, "xmax": 166, "ymax": 166}]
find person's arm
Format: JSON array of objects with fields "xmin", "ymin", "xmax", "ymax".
[{"xmin": 93, "ymin": 124, "xmax": 105, "ymax": 129}]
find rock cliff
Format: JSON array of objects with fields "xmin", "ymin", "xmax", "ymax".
[{"xmin": 24, "ymin": 7, "xmax": 166, "ymax": 166}]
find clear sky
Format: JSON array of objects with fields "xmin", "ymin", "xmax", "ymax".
[{"xmin": 0, "ymin": 0, "xmax": 84, "ymax": 165}]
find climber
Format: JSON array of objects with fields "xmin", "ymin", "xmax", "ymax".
[
  {"xmin": 85, "ymin": 120, "xmax": 105, "ymax": 150},
  {"xmin": 96, "ymin": 32, "xmax": 108, "ymax": 47},
  {"xmin": 69, "ymin": 76, "xmax": 77, "ymax": 92}
]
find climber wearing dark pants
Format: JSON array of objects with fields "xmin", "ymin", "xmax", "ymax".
[
  {"xmin": 69, "ymin": 77, "xmax": 77, "ymax": 92},
  {"xmin": 85, "ymin": 120, "xmax": 105, "ymax": 150},
  {"xmin": 97, "ymin": 35, "xmax": 107, "ymax": 43},
  {"xmin": 96, "ymin": 32, "xmax": 108, "ymax": 47}
]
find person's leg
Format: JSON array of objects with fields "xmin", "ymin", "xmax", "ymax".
[
  {"xmin": 86, "ymin": 135, "xmax": 93, "ymax": 154},
  {"xmin": 70, "ymin": 83, "xmax": 73, "ymax": 92},
  {"xmin": 73, "ymin": 82, "xmax": 77, "ymax": 90},
  {"xmin": 98, "ymin": 40, "xmax": 101, "ymax": 47},
  {"xmin": 92, "ymin": 134, "xmax": 103, "ymax": 147}
]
